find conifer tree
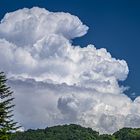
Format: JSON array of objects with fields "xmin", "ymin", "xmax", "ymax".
[{"xmin": 0, "ymin": 72, "xmax": 19, "ymax": 140}]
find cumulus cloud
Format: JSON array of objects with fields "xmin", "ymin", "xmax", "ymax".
[{"xmin": 0, "ymin": 7, "xmax": 140, "ymax": 134}]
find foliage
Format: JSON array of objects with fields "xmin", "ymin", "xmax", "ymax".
[
  {"xmin": 113, "ymin": 127, "xmax": 140, "ymax": 140},
  {"xmin": 9, "ymin": 124, "xmax": 140, "ymax": 140},
  {"xmin": 99, "ymin": 134, "xmax": 117, "ymax": 140},
  {"xmin": 0, "ymin": 72, "xmax": 19, "ymax": 140},
  {"xmin": 9, "ymin": 124, "xmax": 99, "ymax": 140}
]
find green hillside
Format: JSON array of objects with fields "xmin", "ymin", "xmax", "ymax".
[{"xmin": 9, "ymin": 124, "xmax": 140, "ymax": 140}]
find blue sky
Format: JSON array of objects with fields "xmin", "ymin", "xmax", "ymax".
[
  {"xmin": 0, "ymin": 0, "xmax": 140, "ymax": 98},
  {"xmin": 1, "ymin": 0, "xmax": 140, "ymax": 98},
  {"xmin": 0, "ymin": 0, "xmax": 140, "ymax": 133}
]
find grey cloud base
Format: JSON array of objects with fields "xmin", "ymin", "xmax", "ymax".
[{"xmin": 0, "ymin": 7, "xmax": 140, "ymax": 134}]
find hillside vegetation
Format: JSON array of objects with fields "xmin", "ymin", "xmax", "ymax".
[{"xmin": 9, "ymin": 124, "xmax": 140, "ymax": 140}]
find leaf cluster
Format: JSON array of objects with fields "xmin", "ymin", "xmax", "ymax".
[
  {"xmin": 9, "ymin": 124, "xmax": 140, "ymax": 140},
  {"xmin": 0, "ymin": 72, "xmax": 19, "ymax": 140}
]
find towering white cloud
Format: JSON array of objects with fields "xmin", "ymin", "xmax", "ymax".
[{"xmin": 0, "ymin": 7, "xmax": 139, "ymax": 134}]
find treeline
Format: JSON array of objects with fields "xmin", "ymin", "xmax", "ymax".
[{"xmin": 9, "ymin": 124, "xmax": 140, "ymax": 140}]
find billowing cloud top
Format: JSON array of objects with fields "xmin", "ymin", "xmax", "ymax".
[{"xmin": 0, "ymin": 7, "xmax": 139, "ymax": 134}]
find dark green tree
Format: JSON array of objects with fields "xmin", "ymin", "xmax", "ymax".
[{"xmin": 0, "ymin": 72, "xmax": 19, "ymax": 140}]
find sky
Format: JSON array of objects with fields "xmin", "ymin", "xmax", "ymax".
[{"xmin": 0, "ymin": 0, "xmax": 140, "ymax": 134}]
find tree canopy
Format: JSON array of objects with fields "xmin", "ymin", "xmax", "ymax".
[
  {"xmin": 9, "ymin": 124, "xmax": 140, "ymax": 140},
  {"xmin": 0, "ymin": 72, "xmax": 19, "ymax": 140}
]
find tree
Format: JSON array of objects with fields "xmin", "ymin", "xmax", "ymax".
[{"xmin": 0, "ymin": 72, "xmax": 19, "ymax": 140}]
